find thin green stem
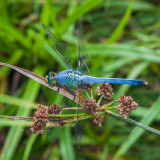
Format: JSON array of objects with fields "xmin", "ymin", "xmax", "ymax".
[
  {"xmin": 105, "ymin": 110, "xmax": 160, "ymax": 135},
  {"xmin": 105, "ymin": 106, "xmax": 117, "ymax": 110},
  {"xmin": 98, "ymin": 96, "xmax": 103, "ymax": 105},
  {"xmin": 100, "ymin": 100, "xmax": 118, "ymax": 110},
  {"xmin": 62, "ymin": 107, "xmax": 82, "ymax": 111},
  {"xmin": 91, "ymin": 86, "xmax": 93, "ymax": 99}
]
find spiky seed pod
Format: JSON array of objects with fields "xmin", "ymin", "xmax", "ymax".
[
  {"xmin": 97, "ymin": 83, "xmax": 114, "ymax": 100},
  {"xmin": 30, "ymin": 104, "xmax": 49, "ymax": 134},
  {"xmin": 93, "ymin": 115, "xmax": 104, "ymax": 127},
  {"xmin": 117, "ymin": 95, "xmax": 139, "ymax": 119},
  {"xmin": 48, "ymin": 104, "xmax": 62, "ymax": 114},
  {"xmin": 78, "ymin": 83, "xmax": 92, "ymax": 92},
  {"xmin": 82, "ymin": 98, "xmax": 99, "ymax": 115}
]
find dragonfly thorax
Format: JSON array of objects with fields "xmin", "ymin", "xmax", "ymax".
[
  {"xmin": 66, "ymin": 70, "xmax": 82, "ymax": 85},
  {"xmin": 54, "ymin": 69, "xmax": 83, "ymax": 86},
  {"xmin": 45, "ymin": 70, "xmax": 83, "ymax": 86}
]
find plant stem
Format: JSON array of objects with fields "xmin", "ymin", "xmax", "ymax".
[{"xmin": 105, "ymin": 110, "xmax": 160, "ymax": 135}]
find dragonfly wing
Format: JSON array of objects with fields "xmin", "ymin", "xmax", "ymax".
[
  {"xmin": 47, "ymin": 125, "xmax": 64, "ymax": 143},
  {"xmin": 77, "ymin": 20, "xmax": 91, "ymax": 76},
  {"xmin": 75, "ymin": 104, "xmax": 84, "ymax": 148},
  {"xmin": 42, "ymin": 24, "xmax": 73, "ymax": 70},
  {"xmin": 74, "ymin": 87, "xmax": 87, "ymax": 149},
  {"xmin": 62, "ymin": 84, "xmax": 84, "ymax": 148},
  {"xmin": 47, "ymin": 95, "xmax": 64, "ymax": 143},
  {"xmin": 75, "ymin": 20, "xmax": 92, "ymax": 148}
]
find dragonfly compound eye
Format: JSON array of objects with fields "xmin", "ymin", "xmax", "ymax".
[
  {"xmin": 48, "ymin": 71, "xmax": 54, "ymax": 77},
  {"xmin": 48, "ymin": 71, "xmax": 57, "ymax": 77},
  {"xmin": 45, "ymin": 75, "xmax": 54, "ymax": 85},
  {"xmin": 45, "ymin": 75, "xmax": 48, "ymax": 83}
]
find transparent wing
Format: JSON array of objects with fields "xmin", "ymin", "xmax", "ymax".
[
  {"xmin": 42, "ymin": 24, "xmax": 73, "ymax": 70},
  {"xmin": 74, "ymin": 89, "xmax": 85, "ymax": 149},
  {"xmin": 47, "ymin": 95, "xmax": 64, "ymax": 143},
  {"xmin": 75, "ymin": 20, "xmax": 91, "ymax": 148},
  {"xmin": 47, "ymin": 125, "xmax": 64, "ymax": 143},
  {"xmin": 77, "ymin": 20, "xmax": 91, "ymax": 76},
  {"xmin": 61, "ymin": 84, "xmax": 84, "ymax": 148}
]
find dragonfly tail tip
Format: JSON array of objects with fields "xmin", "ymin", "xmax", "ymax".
[{"xmin": 144, "ymin": 81, "xmax": 148, "ymax": 85}]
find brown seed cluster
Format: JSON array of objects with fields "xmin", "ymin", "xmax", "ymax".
[
  {"xmin": 30, "ymin": 104, "xmax": 62, "ymax": 134},
  {"xmin": 78, "ymin": 83, "xmax": 92, "ymax": 92},
  {"xmin": 93, "ymin": 115, "xmax": 104, "ymax": 127},
  {"xmin": 97, "ymin": 83, "xmax": 113, "ymax": 100},
  {"xmin": 117, "ymin": 95, "xmax": 139, "ymax": 119},
  {"xmin": 82, "ymin": 98, "xmax": 99, "ymax": 115},
  {"xmin": 30, "ymin": 104, "xmax": 49, "ymax": 134},
  {"xmin": 48, "ymin": 104, "xmax": 62, "ymax": 114}
]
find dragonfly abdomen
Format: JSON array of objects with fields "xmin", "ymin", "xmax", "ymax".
[{"xmin": 82, "ymin": 76, "xmax": 147, "ymax": 85}]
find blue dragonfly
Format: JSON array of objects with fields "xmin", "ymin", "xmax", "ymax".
[
  {"xmin": 42, "ymin": 20, "xmax": 147, "ymax": 147},
  {"xmin": 43, "ymin": 24, "xmax": 147, "ymax": 94}
]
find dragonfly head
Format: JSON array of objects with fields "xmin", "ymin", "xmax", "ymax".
[{"xmin": 45, "ymin": 71, "xmax": 57, "ymax": 85}]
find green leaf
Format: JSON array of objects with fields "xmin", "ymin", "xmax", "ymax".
[
  {"xmin": 85, "ymin": 44, "xmax": 160, "ymax": 63},
  {"xmin": 58, "ymin": 0, "xmax": 104, "ymax": 35},
  {"xmin": 0, "ymin": 93, "xmax": 37, "ymax": 109},
  {"xmin": 23, "ymin": 134, "xmax": 37, "ymax": 160},
  {"xmin": 0, "ymin": 119, "xmax": 32, "ymax": 127},
  {"xmin": 107, "ymin": 0, "xmax": 134, "ymax": 44},
  {"xmin": 0, "ymin": 50, "xmax": 23, "ymax": 78},
  {"xmin": 60, "ymin": 128, "xmax": 75, "ymax": 160}
]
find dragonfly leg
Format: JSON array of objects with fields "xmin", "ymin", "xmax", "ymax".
[
  {"xmin": 64, "ymin": 85, "xmax": 76, "ymax": 106},
  {"xmin": 56, "ymin": 83, "xmax": 60, "ymax": 92}
]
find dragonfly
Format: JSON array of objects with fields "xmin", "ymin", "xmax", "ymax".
[{"xmin": 42, "ymin": 20, "xmax": 147, "ymax": 147}]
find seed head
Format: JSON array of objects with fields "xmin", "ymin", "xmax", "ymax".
[
  {"xmin": 78, "ymin": 83, "xmax": 92, "ymax": 92},
  {"xmin": 93, "ymin": 115, "xmax": 104, "ymax": 127},
  {"xmin": 30, "ymin": 104, "xmax": 49, "ymax": 134},
  {"xmin": 117, "ymin": 95, "xmax": 139, "ymax": 119},
  {"xmin": 48, "ymin": 104, "xmax": 62, "ymax": 114},
  {"xmin": 82, "ymin": 98, "xmax": 99, "ymax": 115},
  {"xmin": 97, "ymin": 83, "xmax": 113, "ymax": 100}
]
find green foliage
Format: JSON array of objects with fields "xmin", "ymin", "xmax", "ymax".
[{"xmin": 0, "ymin": 0, "xmax": 160, "ymax": 159}]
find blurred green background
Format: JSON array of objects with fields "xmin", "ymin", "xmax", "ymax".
[{"xmin": 0, "ymin": 0, "xmax": 160, "ymax": 159}]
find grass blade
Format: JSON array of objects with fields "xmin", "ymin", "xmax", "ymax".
[
  {"xmin": 58, "ymin": 0, "xmax": 104, "ymax": 35},
  {"xmin": 60, "ymin": 127, "xmax": 75, "ymax": 160},
  {"xmin": 23, "ymin": 134, "xmax": 37, "ymax": 160},
  {"xmin": 85, "ymin": 44, "xmax": 160, "ymax": 63},
  {"xmin": 0, "ymin": 119, "xmax": 32, "ymax": 127},
  {"xmin": 0, "ymin": 50, "xmax": 23, "ymax": 78},
  {"xmin": 0, "ymin": 93, "xmax": 37, "ymax": 109},
  {"xmin": 107, "ymin": 0, "xmax": 134, "ymax": 44}
]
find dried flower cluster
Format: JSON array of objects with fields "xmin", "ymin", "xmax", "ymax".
[
  {"xmin": 93, "ymin": 115, "xmax": 104, "ymax": 127},
  {"xmin": 48, "ymin": 104, "xmax": 62, "ymax": 114},
  {"xmin": 82, "ymin": 98, "xmax": 99, "ymax": 115},
  {"xmin": 78, "ymin": 83, "xmax": 92, "ymax": 92},
  {"xmin": 97, "ymin": 83, "xmax": 113, "ymax": 100},
  {"xmin": 30, "ymin": 104, "xmax": 49, "ymax": 134},
  {"xmin": 117, "ymin": 95, "xmax": 139, "ymax": 119},
  {"xmin": 30, "ymin": 104, "xmax": 62, "ymax": 134}
]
